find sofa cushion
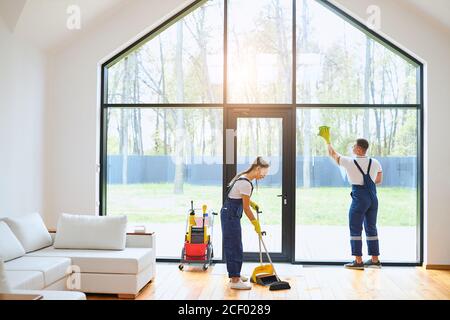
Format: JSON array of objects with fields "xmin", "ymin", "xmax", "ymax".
[
  {"xmin": 4, "ymin": 256, "xmax": 71, "ymax": 287},
  {"xmin": 27, "ymin": 246, "xmax": 152, "ymax": 274},
  {"xmin": 54, "ymin": 214, "xmax": 127, "ymax": 250},
  {"xmin": 4, "ymin": 270, "xmax": 44, "ymax": 290},
  {"xmin": 4, "ymin": 213, "xmax": 52, "ymax": 253},
  {"xmin": 0, "ymin": 221, "xmax": 26, "ymax": 262},
  {"xmin": 0, "ymin": 259, "xmax": 10, "ymax": 292}
]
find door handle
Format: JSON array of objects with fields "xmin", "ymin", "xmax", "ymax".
[{"xmin": 277, "ymin": 194, "xmax": 288, "ymax": 205}]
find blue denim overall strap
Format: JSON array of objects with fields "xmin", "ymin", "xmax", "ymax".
[
  {"xmin": 225, "ymin": 177, "xmax": 254, "ymax": 199},
  {"xmin": 349, "ymin": 158, "xmax": 380, "ymax": 256},
  {"xmin": 353, "ymin": 158, "xmax": 377, "ymax": 201}
]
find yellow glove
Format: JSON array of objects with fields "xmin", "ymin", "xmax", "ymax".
[
  {"xmin": 251, "ymin": 219, "xmax": 262, "ymax": 235},
  {"xmin": 249, "ymin": 201, "xmax": 259, "ymax": 212},
  {"xmin": 318, "ymin": 126, "xmax": 331, "ymax": 144}
]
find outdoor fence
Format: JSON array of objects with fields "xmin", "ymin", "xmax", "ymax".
[{"xmin": 107, "ymin": 155, "xmax": 417, "ymax": 188}]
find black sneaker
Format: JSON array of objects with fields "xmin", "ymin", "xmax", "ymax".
[
  {"xmin": 364, "ymin": 259, "xmax": 382, "ymax": 269},
  {"xmin": 344, "ymin": 260, "xmax": 364, "ymax": 270}
]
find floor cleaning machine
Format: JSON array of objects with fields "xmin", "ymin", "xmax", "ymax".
[
  {"xmin": 250, "ymin": 206, "xmax": 291, "ymax": 291},
  {"xmin": 179, "ymin": 201, "xmax": 217, "ymax": 271}
]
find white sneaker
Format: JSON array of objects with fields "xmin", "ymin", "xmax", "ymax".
[
  {"xmin": 229, "ymin": 280, "xmax": 252, "ymax": 290},
  {"xmin": 240, "ymin": 275, "xmax": 249, "ymax": 282}
]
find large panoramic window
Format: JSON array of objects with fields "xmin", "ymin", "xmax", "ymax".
[
  {"xmin": 228, "ymin": 0, "xmax": 292, "ymax": 103},
  {"xmin": 295, "ymin": 108, "xmax": 418, "ymax": 262},
  {"xmin": 106, "ymin": 108, "xmax": 223, "ymax": 258},
  {"xmin": 296, "ymin": 0, "xmax": 418, "ymax": 104},
  {"xmin": 107, "ymin": 0, "xmax": 223, "ymax": 104},
  {"xmin": 102, "ymin": 0, "xmax": 422, "ymax": 263}
]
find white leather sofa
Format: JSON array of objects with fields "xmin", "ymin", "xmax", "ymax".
[
  {"xmin": 29, "ymin": 232, "xmax": 156, "ymax": 298},
  {"xmin": 0, "ymin": 213, "xmax": 156, "ymax": 300},
  {"xmin": 2, "ymin": 257, "xmax": 86, "ymax": 300}
]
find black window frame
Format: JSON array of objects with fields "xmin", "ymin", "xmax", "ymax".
[{"xmin": 99, "ymin": 0, "xmax": 424, "ymax": 266}]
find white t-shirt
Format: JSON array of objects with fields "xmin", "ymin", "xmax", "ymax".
[
  {"xmin": 228, "ymin": 176, "xmax": 253, "ymax": 199},
  {"xmin": 339, "ymin": 156, "xmax": 382, "ymax": 186}
]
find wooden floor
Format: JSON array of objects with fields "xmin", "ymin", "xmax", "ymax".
[{"xmin": 88, "ymin": 263, "xmax": 450, "ymax": 300}]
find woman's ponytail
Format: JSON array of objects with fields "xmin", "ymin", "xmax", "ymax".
[{"xmin": 227, "ymin": 156, "xmax": 270, "ymax": 187}]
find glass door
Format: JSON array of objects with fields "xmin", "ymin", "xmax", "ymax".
[{"xmin": 225, "ymin": 108, "xmax": 294, "ymax": 262}]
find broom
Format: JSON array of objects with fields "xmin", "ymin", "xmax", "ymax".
[
  {"xmin": 251, "ymin": 207, "xmax": 290, "ymax": 291},
  {"xmin": 258, "ymin": 234, "xmax": 291, "ymax": 291}
]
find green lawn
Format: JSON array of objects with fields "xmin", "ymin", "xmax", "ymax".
[{"xmin": 107, "ymin": 183, "xmax": 417, "ymax": 226}]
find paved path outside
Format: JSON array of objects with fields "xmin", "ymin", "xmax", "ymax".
[{"xmin": 139, "ymin": 223, "xmax": 417, "ymax": 262}]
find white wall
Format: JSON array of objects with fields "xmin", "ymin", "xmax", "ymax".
[
  {"xmin": 43, "ymin": 0, "xmax": 193, "ymax": 228},
  {"xmin": 43, "ymin": 0, "xmax": 450, "ymax": 265},
  {"xmin": 0, "ymin": 17, "xmax": 46, "ymax": 219}
]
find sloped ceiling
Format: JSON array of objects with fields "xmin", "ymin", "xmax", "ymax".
[
  {"xmin": 0, "ymin": 0, "xmax": 129, "ymax": 51},
  {"xmin": 402, "ymin": 0, "xmax": 450, "ymax": 31},
  {"xmin": 0, "ymin": 0, "xmax": 26, "ymax": 31},
  {"xmin": 1, "ymin": 0, "xmax": 448, "ymax": 52}
]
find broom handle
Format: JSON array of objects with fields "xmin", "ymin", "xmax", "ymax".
[
  {"xmin": 257, "ymin": 211, "xmax": 263, "ymax": 266},
  {"xmin": 259, "ymin": 236, "xmax": 280, "ymax": 280}
]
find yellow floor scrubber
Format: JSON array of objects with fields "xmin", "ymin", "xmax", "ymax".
[{"xmin": 250, "ymin": 206, "xmax": 291, "ymax": 291}]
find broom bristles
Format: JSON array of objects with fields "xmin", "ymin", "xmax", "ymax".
[{"xmin": 269, "ymin": 281, "xmax": 291, "ymax": 291}]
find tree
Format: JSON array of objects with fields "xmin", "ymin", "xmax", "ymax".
[
  {"xmin": 119, "ymin": 56, "xmax": 132, "ymax": 184},
  {"xmin": 299, "ymin": 0, "xmax": 312, "ymax": 188},
  {"xmin": 363, "ymin": 38, "xmax": 372, "ymax": 139},
  {"xmin": 173, "ymin": 22, "xmax": 185, "ymax": 194},
  {"xmin": 131, "ymin": 52, "xmax": 143, "ymax": 156}
]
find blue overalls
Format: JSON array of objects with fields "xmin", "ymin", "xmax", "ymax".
[
  {"xmin": 349, "ymin": 159, "xmax": 380, "ymax": 257},
  {"xmin": 220, "ymin": 177, "xmax": 254, "ymax": 278}
]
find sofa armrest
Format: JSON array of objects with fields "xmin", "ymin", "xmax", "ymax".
[
  {"xmin": 48, "ymin": 230, "xmax": 56, "ymax": 244},
  {"xmin": 126, "ymin": 232, "xmax": 155, "ymax": 250}
]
